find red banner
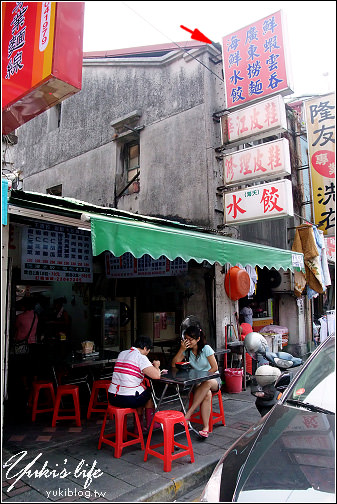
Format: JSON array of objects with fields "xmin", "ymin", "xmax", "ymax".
[{"xmin": 2, "ymin": 2, "xmax": 84, "ymax": 134}]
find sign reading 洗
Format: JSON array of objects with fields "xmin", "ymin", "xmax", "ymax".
[
  {"xmin": 2, "ymin": 2, "xmax": 85, "ymax": 134},
  {"xmin": 304, "ymin": 93, "xmax": 335, "ymax": 236}
]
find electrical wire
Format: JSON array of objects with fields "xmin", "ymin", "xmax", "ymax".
[{"xmin": 121, "ymin": 1, "xmax": 223, "ymax": 82}]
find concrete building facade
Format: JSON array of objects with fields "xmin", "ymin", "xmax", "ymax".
[{"xmin": 9, "ymin": 41, "xmax": 311, "ymax": 356}]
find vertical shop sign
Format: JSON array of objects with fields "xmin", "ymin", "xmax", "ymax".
[
  {"xmin": 223, "ymin": 137, "xmax": 291, "ymax": 185},
  {"xmin": 221, "ymin": 94, "xmax": 287, "ymax": 144},
  {"xmin": 21, "ymin": 222, "xmax": 93, "ymax": 282},
  {"xmin": 2, "ymin": 2, "xmax": 84, "ymax": 135},
  {"xmin": 305, "ymin": 93, "xmax": 335, "ymax": 236},
  {"xmin": 222, "ymin": 10, "xmax": 293, "ymax": 110},
  {"xmin": 224, "ymin": 178, "xmax": 293, "ymax": 225}
]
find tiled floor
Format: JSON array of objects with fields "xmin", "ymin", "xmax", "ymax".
[{"xmin": 3, "ymin": 411, "xmax": 107, "ymax": 456}]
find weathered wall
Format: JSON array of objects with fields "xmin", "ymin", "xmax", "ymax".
[{"xmin": 14, "ymin": 47, "xmax": 225, "ymax": 228}]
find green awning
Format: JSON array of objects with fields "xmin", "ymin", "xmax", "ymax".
[{"xmin": 91, "ymin": 215, "xmax": 304, "ymax": 271}]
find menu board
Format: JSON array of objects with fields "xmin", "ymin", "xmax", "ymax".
[
  {"xmin": 21, "ymin": 222, "xmax": 93, "ymax": 282},
  {"xmin": 105, "ymin": 252, "xmax": 188, "ymax": 278}
]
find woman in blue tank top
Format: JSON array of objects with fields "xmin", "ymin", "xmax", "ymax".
[{"xmin": 172, "ymin": 325, "xmax": 221, "ymax": 438}]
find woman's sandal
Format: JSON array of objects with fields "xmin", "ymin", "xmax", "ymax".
[{"xmin": 198, "ymin": 430, "xmax": 209, "ymax": 438}]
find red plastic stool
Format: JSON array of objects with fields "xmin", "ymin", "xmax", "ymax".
[
  {"xmin": 52, "ymin": 385, "xmax": 81, "ymax": 427},
  {"xmin": 188, "ymin": 389, "xmax": 225, "ymax": 432},
  {"xmin": 87, "ymin": 379, "xmax": 110, "ymax": 419},
  {"xmin": 144, "ymin": 410, "xmax": 194, "ymax": 472},
  {"xmin": 31, "ymin": 381, "xmax": 56, "ymax": 421},
  {"xmin": 98, "ymin": 405, "xmax": 144, "ymax": 458}
]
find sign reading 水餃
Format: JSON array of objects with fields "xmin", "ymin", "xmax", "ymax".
[{"xmin": 224, "ymin": 178, "xmax": 293, "ymax": 225}]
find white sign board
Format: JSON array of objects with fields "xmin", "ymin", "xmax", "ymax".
[
  {"xmin": 224, "ymin": 178, "xmax": 293, "ymax": 224},
  {"xmin": 224, "ymin": 137, "xmax": 291, "ymax": 185},
  {"xmin": 21, "ymin": 222, "xmax": 93, "ymax": 282},
  {"xmin": 221, "ymin": 94, "xmax": 287, "ymax": 145}
]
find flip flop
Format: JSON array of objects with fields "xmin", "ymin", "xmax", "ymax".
[{"xmin": 198, "ymin": 430, "xmax": 209, "ymax": 438}]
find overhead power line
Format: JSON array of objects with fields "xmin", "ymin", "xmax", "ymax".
[{"xmin": 121, "ymin": 1, "xmax": 224, "ymax": 82}]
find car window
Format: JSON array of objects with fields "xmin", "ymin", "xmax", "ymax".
[{"xmin": 286, "ymin": 337, "xmax": 335, "ymax": 413}]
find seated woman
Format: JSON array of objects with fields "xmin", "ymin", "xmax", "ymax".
[
  {"xmin": 171, "ymin": 324, "xmax": 221, "ymax": 438},
  {"xmin": 108, "ymin": 335, "xmax": 161, "ymax": 432}
]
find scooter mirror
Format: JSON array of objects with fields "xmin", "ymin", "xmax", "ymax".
[{"xmin": 275, "ymin": 371, "xmax": 292, "ymax": 392}]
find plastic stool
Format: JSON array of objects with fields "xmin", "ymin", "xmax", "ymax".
[
  {"xmin": 98, "ymin": 405, "xmax": 144, "ymax": 458},
  {"xmin": 188, "ymin": 389, "xmax": 225, "ymax": 432},
  {"xmin": 52, "ymin": 385, "xmax": 81, "ymax": 427},
  {"xmin": 144, "ymin": 410, "xmax": 194, "ymax": 472},
  {"xmin": 31, "ymin": 381, "xmax": 56, "ymax": 421},
  {"xmin": 87, "ymin": 379, "xmax": 110, "ymax": 419}
]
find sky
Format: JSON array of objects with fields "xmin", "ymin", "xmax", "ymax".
[{"xmin": 83, "ymin": 1, "xmax": 336, "ymax": 99}]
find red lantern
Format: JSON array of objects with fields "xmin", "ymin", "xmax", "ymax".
[{"xmin": 224, "ymin": 266, "xmax": 250, "ymax": 300}]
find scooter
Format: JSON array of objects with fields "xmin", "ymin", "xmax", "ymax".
[{"xmin": 244, "ymin": 332, "xmax": 303, "ymax": 416}]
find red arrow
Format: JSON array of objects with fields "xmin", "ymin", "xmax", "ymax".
[{"xmin": 180, "ymin": 25, "xmax": 212, "ymax": 44}]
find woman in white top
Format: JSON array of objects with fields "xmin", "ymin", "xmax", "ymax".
[
  {"xmin": 108, "ymin": 335, "xmax": 161, "ymax": 432},
  {"xmin": 171, "ymin": 325, "xmax": 221, "ymax": 438}
]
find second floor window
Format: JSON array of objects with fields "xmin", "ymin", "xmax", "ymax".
[{"xmin": 125, "ymin": 142, "xmax": 140, "ymax": 194}]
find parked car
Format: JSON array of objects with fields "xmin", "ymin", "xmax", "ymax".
[{"xmin": 200, "ymin": 334, "xmax": 335, "ymax": 502}]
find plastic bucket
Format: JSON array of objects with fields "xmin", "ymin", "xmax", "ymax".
[{"xmin": 224, "ymin": 368, "xmax": 243, "ymax": 393}]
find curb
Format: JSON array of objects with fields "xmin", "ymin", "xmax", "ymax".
[{"xmin": 124, "ymin": 457, "xmax": 219, "ymax": 502}]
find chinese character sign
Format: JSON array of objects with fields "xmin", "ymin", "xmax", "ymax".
[
  {"xmin": 325, "ymin": 236, "xmax": 335, "ymax": 262},
  {"xmin": 222, "ymin": 10, "xmax": 293, "ymax": 110},
  {"xmin": 21, "ymin": 222, "xmax": 93, "ymax": 282},
  {"xmin": 223, "ymin": 137, "xmax": 291, "ymax": 185},
  {"xmin": 221, "ymin": 94, "xmax": 287, "ymax": 144},
  {"xmin": 105, "ymin": 252, "xmax": 188, "ymax": 278},
  {"xmin": 2, "ymin": 2, "xmax": 56, "ymax": 107},
  {"xmin": 224, "ymin": 179, "xmax": 293, "ymax": 225},
  {"xmin": 2, "ymin": 2, "xmax": 84, "ymax": 134},
  {"xmin": 305, "ymin": 93, "xmax": 335, "ymax": 236}
]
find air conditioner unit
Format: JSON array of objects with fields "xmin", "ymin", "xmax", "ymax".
[{"xmin": 271, "ymin": 269, "xmax": 294, "ymax": 292}]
